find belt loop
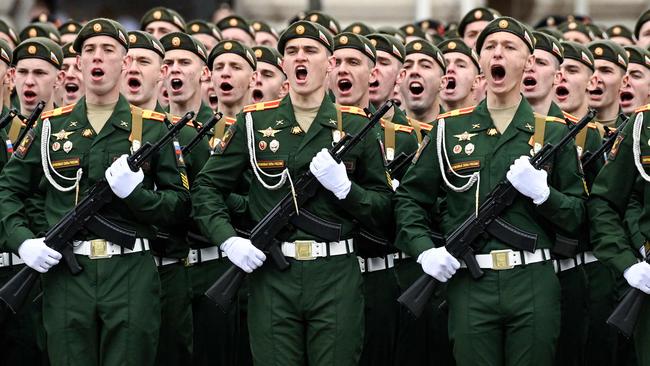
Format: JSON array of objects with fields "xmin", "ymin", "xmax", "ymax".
[
  {"xmin": 345, "ymin": 239, "xmax": 352, "ymax": 256},
  {"xmin": 197, "ymin": 248, "xmax": 203, "ymax": 264},
  {"xmin": 520, "ymin": 250, "xmax": 527, "ymax": 265},
  {"xmin": 217, "ymin": 248, "xmax": 223, "ymax": 259},
  {"xmin": 8, "ymin": 253, "xmax": 13, "ymax": 266},
  {"xmin": 542, "ymin": 248, "xmax": 548, "ymax": 261},
  {"xmin": 326, "ymin": 241, "xmax": 331, "ymax": 258},
  {"xmin": 120, "ymin": 243, "xmax": 125, "ymax": 255}
]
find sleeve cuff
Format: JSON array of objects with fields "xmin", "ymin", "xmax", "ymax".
[
  {"xmin": 536, "ymin": 186, "xmax": 563, "ymax": 217},
  {"xmin": 608, "ymin": 251, "xmax": 639, "ymax": 275},
  {"xmin": 7, "ymin": 226, "xmax": 35, "ymax": 254},
  {"xmin": 341, "ymin": 181, "xmax": 363, "ymax": 205},
  {"xmin": 399, "ymin": 235, "xmax": 434, "ymax": 258}
]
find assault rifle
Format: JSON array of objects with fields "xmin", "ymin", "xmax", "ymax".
[
  {"xmin": 581, "ymin": 113, "xmax": 630, "ymax": 169},
  {"xmin": 15, "ymin": 101, "xmax": 45, "ymax": 147}
]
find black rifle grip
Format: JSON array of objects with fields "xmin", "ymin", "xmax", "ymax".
[
  {"xmin": 62, "ymin": 245, "xmax": 83, "ymax": 275},
  {"xmin": 268, "ymin": 244, "xmax": 289, "ymax": 270}
]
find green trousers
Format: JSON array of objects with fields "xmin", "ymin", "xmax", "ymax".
[
  {"xmin": 393, "ymin": 259, "xmax": 454, "ymax": 366},
  {"xmin": 0, "ymin": 265, "xmax": 49, "ymax": 366},
  {"xmin": 359, "ymin": 266, "xmax": 399, "ymax": 366},
  {"xmin": 42, "ymin": 252, "xmax": 160, "ymax": 366},
  {"xmin": 248, "ymin": 254, "xmax": 364, "ymax": 366},
  {"xmin": 154, "ymin": 262, "xmax": 193, "ymax": 366},
  {"xmin": 188, "ymin": 259, "xmax": 242, "ymax": 365},
  {"xmin": 555, "ymin": 265, "xmax": 589, "ymax": 366},
  {"xmin": 447, "ymin": 261, "xmax": 560, "ymax": 366}
]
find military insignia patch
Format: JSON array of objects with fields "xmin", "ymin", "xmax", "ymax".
[
  {"xmin": 412, "ymin": 135, "xmax": 430, "ymax": 165},
  {"xmin": 449, "ymin": 160, "xmax": 481, "ymax": 173},
  {"xmin": 214, "ymin": 124, "xmax": 236, "ymax": 155},
  {"xmin": 180, "ymin": 172, "xmax": 190, "ymax": 190},
  {"xmin": 51, "ymin": 157, "xmax": 80, "ymax": 170},
  {"xmin": 257, "ymin": 160, "xmax": 285, "ymax": 169},
  {"xmin": 608, "ymin": 134, "xmax": 625, "ymax": 161},
  {"xmin": 173, "ymin": 139, "xmax": 185, "ymax": 167},
  {"xmin": 14, "ymin": 129, "xmax": 35, "ymax": 159}
]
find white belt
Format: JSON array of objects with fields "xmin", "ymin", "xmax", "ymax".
[
  {"xmin": 460, "ymin": 249, "xmax": 551, "ymax": 270},
  {"xmin": 392, "ymin": 252, "xmax": 411, "ymax": 261},
  {"xmin": 582, "ymin": 251, "xmax": 599, "ymax": 264},
  {"xmin": 358, "ymin": 255, "xmax": 395, "ymax": 273},
  {"xmin": 72, "ymin": 238, "xmax": 150, "ymax": 259},
  {"xmin": 554, "ymin": 255, "xmax": 584, "ymax": 273},
  {"xmin": 153, "ymin": 257, "xmax": 182, "ymax": 266},
  {"xmin": 185, "ymin": 246, "xmax": 227, "ymax": 266},
  {"xmin": 0, "ymin": 252, "xmax": 24, "ymax": 267},
  {"xmin": 281, "ymin": 239, "xmax": 353, "ymax": 260}
]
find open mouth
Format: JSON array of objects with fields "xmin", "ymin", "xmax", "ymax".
[
  {"xmin": 523, "ymin": 77, "xmax": 537, "ymax": 87},
  {"xmin": 589, "ymin": 88, "xmax": 603, "ymax": 96},
  {"xmin": 170, "ymin": 78, "xmax": 183, "ymax": 91},
  {"xmin": 369, "ymin": 80, "xmax": 379, "ymax": 88},
  {"xmin": 252, "ymin": 89, "xmax": 264, "ymax": 102},
  {"xmin": 338, "ymin": 79, "xmax": 352, "ymax": 93},
  {"xmin": 65, "ymin": 83, "xmax": 79, "ymax": 93},
  {"xmin": 220, "ymin": 82, "xmax": 233, "ymax": 92},
  {"xmin": 409, "ymin": 81, "xmax": 424, "ymax": 96},
  {"xmin": 620, "ymin": 91, "xmax": 634, "ymax": 102},
  {"xmin": 23, "ymin": 90, "xmax": 36, "ymax": 99},
  {"xmin": 445, "ymin": 77, "xmax": 456, "ymax": 90},
  {"xmin": 91, "ymin": 68, "xmax": 104, "ymax": 78},
  {"xmin": 295, "ymin": 65, "xmax": 308, "ymax": 81},
  {"xmin": 209, "ymin": 93, "xmax": 218, "ymax": 105},
  {"xmin": 556, "ymin": 86, "xmax": 569, "ymax": 97},
  {"xmin": 127, "ymin": 78, "xmax": 141, "ymax": 89},
  {"xmin": 491, "ymin": 65, "xmax": 506, "ymax": 82}
]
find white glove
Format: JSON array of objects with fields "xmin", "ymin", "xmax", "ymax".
[
  {"xmin": 220, "ymin": 236, "xmax": 266, "ymax": 273},
  {"xmin": 624, "ymin": 262, "xmax": 650, "ymax": 294},
  {"xmin": 417, "ymin": 247, "xmax": 460, "ymax": 282},
  {"xmin": 391, "ymin": 179, "xmax": 400, "ymax": 191},
  {"xmin": 506, "ymin": 156, "xmax": 550, "ymax": 205},
  {"xmin": 18, "ymin": 238, "xmax": 62, "ymax": 273},
  {"xmin": 309, "ymin": 149, "xmax": 351, "ymax": 199},
  {"xmin": 105, "ymin": 154, "xmax": 144, "ymax": 199}
]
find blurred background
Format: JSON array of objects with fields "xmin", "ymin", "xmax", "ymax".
[{"xmin": 0, "ymin": 0, "xmax": 647, "ymax": 32}]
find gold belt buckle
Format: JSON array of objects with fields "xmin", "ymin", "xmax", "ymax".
[
  {"xmin": 89, "ymin": 239, "xmax": 112, "ymax": 259},
  {"xmin": 294, "ymin": 240, "xmax": 316, "ymax": 260},
  {"xmin": 490, "ymin": 249, "xmax": 514, "ymax": 270}
]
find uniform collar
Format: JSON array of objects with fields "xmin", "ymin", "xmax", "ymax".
[{"xmin": 475, "ymin": 95, "xmax": 535, "ymax": 134}]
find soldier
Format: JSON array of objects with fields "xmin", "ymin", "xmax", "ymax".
[
  {"xmin": 397, "ymin": 40, "xmax": 446, "ymax": 127},
  {"xmin": 366, "ymin": 33, "xmax": 408, "ymax": 125},
  {"xmin": 343, "ymin": 22, "xmax": 375, "ymax": 36},
  {"xmin": 252, "ymin": 20, "xmax": 279, "ymax": 47},
  {"xmin": 186, "ymin": 20, "xmax": 222, "ymax": 53},
  {"xmin": 0, "ymin": 19, "xmax": 20, "ymax": 48},
  {"xmin": 304, "ymin": 11, "xmax": 341, "ymax": 36},
  {"xmin": 192, "ymin": 20, "xmax": 392, "ymax": 365},
  {"xmin": 59, "ymin": 42, "xmax": 84, "ymax": 107},
  {"xmin": 555, "ymin": 41, "xmax": 596, "ymax": 120},
  {"xmin": 635, "ymin": 9, "xmax": 650, "ymax": 49},
  {"xmin": 217, "ymin": 15, "xmax": 255, "ymax": 47},
  {"xmin": 587, "ymin": 40, "xmax": 629, "ymax": 127},
  {"xmin": 457, "ymin": 7, "xmax": 499, "ymax": 49},
  {"xmin": 394, "ymin": 17, "xmax": 586, "ymax": 365},
  {"xmin": 619, "ymin": 46, "xmax": 650, "ymax": 115},
  {"xmin": 0, "ymin": 18, "xmax": 190, "ymax": 366},
  {"xmin": 252, "ymin": 45, "xmax": 288, "ymax": 102},
  {"xmin": 141, "ymin": 6, "xmax": 186, "ymax": 40},
  {"xmin": 19, "ymin": 22, "xmax": 60, "ymax": 44},
  {"xmin": 210, "ymin": 40, "xmax": 256, "ymax": 121},
  {"xmin": 587, "ymin": 102, "xmax": 650, "ymax": 365},
  {"xmin": 439, "ymin": 38, "xmax": 481, "ymax": 111},
  {"xmin": 122, "ymin": 31, "xmax": 165, "ymax": 111},
  {"xmin": 606, "ymin": 25, "xmax": 636, "ymax": 47},
  {"xmin": 328, "ymin": 32, "xmax": 377, "ymax": 108},
  {"xmin": 399, "ymin": 23, "xmax": 428, "ymax": 44},
  {"xmin": 559, "ymin": 20, "xmax": 593, "ymax": 45},
  {"xmin": 58, "ymin": 20, "xmax": 81, "ymax": 45},
  {"xmin": 521, "ymin": 32, "xmax": 564, "ymax": 116}
]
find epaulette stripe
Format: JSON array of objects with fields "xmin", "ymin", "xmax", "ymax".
[
  {"xmin": 437, "ymin": 106, "xmax": 475, "ymax": 119},
  {"xmin": 41, "ymin": 104, "xmax": 75, "ymax": 119},
  {"xmin": 420, "ymin": 123, "xmax": 433, "ymax": 131},
  {"xmin": 225, "ymin": 117, "xmax": 236, "ymax": 125},
  {"xmin": 634, "ymin": 104, "xmax": 650, "ymax": 113},
  {"xmin": 338, "ymin": 105, "xmax": 367, "ymax": 116},
  {"xmin": 242, "ymin": 99, "xmax": 282, "ymax": 112},
  {"xmin": 587, "ymin": 122, "xmax": 598, "ymax": 129},
  {"xmin": 545, "ymin": 116, "xmax": 566, "ymax": 124},
  {"xmin": 563, "ymin": 111, "xmax": 579, "ymax": 122},
  {"xmin": 380, "ymin": 119, "xmax": 414, "ymax": 133},
  {"xmin": 141, "ymin": 109, "xmax": 166, "ymax": 122}
]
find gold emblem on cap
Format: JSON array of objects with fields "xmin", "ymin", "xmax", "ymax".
[
  {"xmin": 253, "ymin": 22, "xmax": 261, "ymax": 31},
  {"xmin": 310, "ymin": 14, "xmax": 318, "ymax": 22},
  {"xmin": 229, "ymin": 18, "xmax": 238, "ymax": 27},
  {"xmin": 93, "ymin": 23, "xmax": 102, "ymax": 32},
  {"xmin": 353, "ymin": 25, "xmax": 361, "ymax": 34},
  {"xmin": 339, "ymin": 35, "xmax": 348, "ymax": 45},
  {"xmin": 406, "ymin": 26, "xmax": 414, "ymax": 35},
  {"xmin": 191, "ymin": 24, "xmax": 200, "ymax": 32},
  {"xmin": 172, "ymin": 36, "xmax": 181, "ymax": 47},
  {"xmin": 370, "ymin": 39, "xmax": 377, "ymax": 46},
  {"xmin": 224, "ymin": 42, "xmax": 232, "ymax": 50},
  {"xmin": 129, "ymin": 34, "xmax": 137, "ymax": 43},
  {"xmin": 474, "ymin": 10, "xmax": 483, "ymax": 19},
  {"xmin": 296, "ymin": 25, "xmax": 305, "ymax": 35},
  {"xmin": 613, "ymin": 27, "xmax": 621, "ymax": 35},
  {"xmin": 626, "ymin": 50, "xmax": 631, "ymax": 58},
  {"xmin": 27, "ymin": 45, "xmax": 37, "ymax": 54},
  {"xmin": 28, "ymin": 28, "xmax": 37, "ymax": 37},
  {"xmin": 67, "ymin": 24, "xmax": 76, "ymax": 32},
  {"xmin": 448, "ymin": 41, "xmax": 457, "ymax": 50},
  {"xmin": 498, "ymin": 20, "xmax": 509, "ymax": 29},
  {"xmin": 594, "ymin": 47, "xmax": 603, "ymax": 56},
  {"xmin": 413, "ymin": 42, "xmax": 422, "ymax": 51},
  {"xmin": 568, "ymin": 22, "xmax": 577, "ymax": 30},
  {"xmin": 153, "ymin": 10, "xmax": 162, "ymax": 20},
  {"xmin": 68, "ymin": 45, "xmax": 75, "ymax": 53},
  {"xmin": 255, "ymin": 49, "xmax": 263, "ymax": 58}
]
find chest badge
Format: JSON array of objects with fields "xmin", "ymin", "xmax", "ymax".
[
  {"xmin": 269, "ymin": 139, "xmax": 280, "ymax": 153},
  {"xmin": 487, "ymin": 128, "xmax": 498, "ymax": 136},
  {"xmin": 291, "ymin": 126, "xmax": 303, "ymax": 135},
  {"xmin": 453, "ymin": 131, "xmax": 478, "ymax": 141},
  {"xmin": 525, "ymin": 123, "xmax": 533, "ymax": 131},
  {"xmin": 472, "ymin": 124, "xmax": 480, "ymax": 129},
  {"xmin": 63, "ymin": 140, "xmax": 73, "ymax": 153},
  {"xmin": 82, "ymin": 129, "xmax": 94, "ymax": 138},
  {"xmin": 259, "ymin": 140, "xmax": 267, "ymax": 151},
  {"xmin": 120, "ymin": 121, "xmax": 128, "ymax": 128},
  {"xmin": 69, "ymin": 121, "xmax": 78, "ymax": 127},
  {"xmin": 51, "ymin": 141, "xmax": 61, "ymax": 151},
  {"xmin": 258, "ymin": 127, "xmax": 281, "ymax": 137},
  {"xmin": 52, "ymin": 129, "xmax": 74, "ymax": 140},
  {"xmin": 465, "ymin": 143, "xmax": 475, "ymax": 155},
  {"xmin": 275, "ymin": 120, "xmax": 285, "ymax": 126},
  {"xmin": 453, "ymin": 144, "xmax": 462, "ymax": 154}
]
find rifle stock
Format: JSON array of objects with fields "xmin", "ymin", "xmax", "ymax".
[
  {"xmin": 204, "ymin": 100, "xmax": 395, "ymax": 312},
  {"xmin": 398, "ymin": 109, "xmax": 597, "ymax": 317},
  {"xmin": 607, "ymin": 256, "xmax": 650, "ymax": 338},
  {"xmin": 0, "ymin": 112, "xmax": 194, "ymax": 313}
]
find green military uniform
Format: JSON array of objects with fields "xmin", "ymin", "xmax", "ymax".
[
  {"xmin": 588, "ymin": 105, "xmax": 650, "ymax": 364},
  {"xmin": 0, "ymin": 19, "xmax": 191, "ymax": 366}
]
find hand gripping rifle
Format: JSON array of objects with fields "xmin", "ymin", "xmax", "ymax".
[
  {"xmin": 204, "ymin": 100, "xmax": 395, "ymax": 312},
  {"xmin": 607, "ymin": 256, "xmax": 650, "ymax": 338},
  {"xmin": 397, "ymin": 109, "xmax": 597, "ymax": 318},
  {"xmin": 581, "ymin": 113, "xmax": 630, "ymax": 170},
  {"xmin": 15, "ymin": 101, "xmax": 46, "ymax": 147},
  {"xmin": 0, "ymin": 111, "xmax": 194, "ymax": 313}
]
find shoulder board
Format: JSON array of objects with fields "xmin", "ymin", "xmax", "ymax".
[
  {"xmin": 635, "ymin": 104, "xmax": 650, "ymax": 113},
  {"xmin": 224, "ymin": 116, "xmax": 237, "ymax": 126},
  {"xmin": 407, "ymin": 117, "xmax": 433, "ymax": 131},
  {"xmin": 380, "ymin": 119, "xmax": 414, "ymax": 133},
  {"xmin": 242, "ymin": 99, "xmax": 282, "ymax": 113},
  {"xmin": 562, "ymin": 111, "xmax": 579, "ymax": 123},
  {"xmin": 41, "ymin": 104, "xmax": 75, "ymax": 119},
  {"xmin": 436, "ymin": 106, "xmax": 475, "ymax": 119},
  {"xmin": 534, "ymin": 112, "xmax": 566, "ymax": 124},
  {"xmin": 338, "ymin": 105, "xmax": 367, "ymax": 117},
  {"xmin": 587, "ymin": 122, "xmax": 598, "ymax": 129},
  {"xmin": 140, "ymin": 109, "xmax": 166, "ymax": 122},
  {"xmin": 166, "ymin": 115, "xmax": 198, "ymax": 128}
]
